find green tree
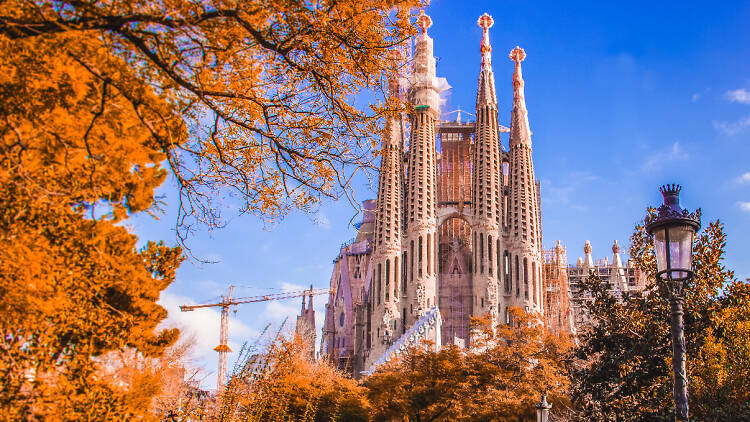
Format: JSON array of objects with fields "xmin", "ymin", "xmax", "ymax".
[{"xmin": 571, "ymin": 217, "xmax": 750, "ymax": 421}]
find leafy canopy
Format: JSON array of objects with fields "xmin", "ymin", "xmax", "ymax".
[
  {"xmin": 1, "ymin": 0, "xmax": 421, "ymax": 243},
  {"xmin": 571, "ymin": 216, "xmax": 750, "ymax": 421}
]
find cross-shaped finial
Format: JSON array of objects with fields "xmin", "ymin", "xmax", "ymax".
[
  {"xmin": 416, "ymin": 9, "xmax": 432, "ymax": 34},
  {"xmin": 477, "ymin": 13, "xmax": 494, "ymax": 31},
  {"xmin": 509, "ymin": 46, "xmax": 526, "ymax": 63}
]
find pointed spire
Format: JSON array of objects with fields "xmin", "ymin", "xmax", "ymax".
[
  {"xmin": 477, "ymin": 13, "xmax": 494, "ymax": 68},
  {"xmin": 583, "ymin": 240, "xmax": 594, "ymax": 270},
  {"xmin": 476, "ymin": 13, "xmax": 497, "ymax": 107},
  {"xmin": 611, "ymin": 240, "xmax": 624, "ymax": 268},
  {"xmin": 611, "ymin": 240, "xmax": 627, "ymax": 290},
  {"xmin": 509, "ymin": 46, "xmax": 532, "ymax": 147}
]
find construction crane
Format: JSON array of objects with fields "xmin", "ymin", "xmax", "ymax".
[{"xmin": 180, "ymin": 285, "xmax": 330, "ymax": 389}]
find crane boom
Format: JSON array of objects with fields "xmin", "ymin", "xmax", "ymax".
[
  {"xmin": 179, "ymin": 288, "xmax": 330, "ymax": 312},
  {"xmin": 179, "ymin": 285, "xmax": 330, "ymax": 390}
]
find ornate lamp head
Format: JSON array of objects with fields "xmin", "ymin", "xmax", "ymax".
[{"xmin": 645, "ymin": 184, "xmax": 701, "ymax": 290}]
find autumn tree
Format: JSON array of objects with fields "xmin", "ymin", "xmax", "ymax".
[
  {"xmin": 0, "ymin": 14, "xmax": 184, "ymax": 419},
  {"xmin": 1, "ymin": 0, "xmax": 421, "ymax": 243},
  {"xmin": 366, "ymin": 309, "xmax": 573, "ymax": 422},
  {"xmin": 97, "ymin": 336, "xmax": 210, "ymax": 420},
  {"xmin": 218, "ymin": 333, "xmax": 370, "ymax": 422},
  {"xmin": 571, "ymin": 217, "xmax": 750, "ymax": 421}
]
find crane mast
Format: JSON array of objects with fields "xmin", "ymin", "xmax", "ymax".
[{"xmin": 180, "ymin": 285, "xmax": 330, "ymax": 390}]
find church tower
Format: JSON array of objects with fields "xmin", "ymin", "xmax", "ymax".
[
  {"xmin": 404, "ymin": 10, "xmax": 439, "ymax": 326},
  {"xmin": 506, "ymin": 46, "xmax": 543, "ymax": 313},
  {"xmin": 471, "ymin": 13, "xmax": 503, "ymax": 321},
  {"xmin": 370, "ymin": 50, "xmax": 405, "ymax": 358}
]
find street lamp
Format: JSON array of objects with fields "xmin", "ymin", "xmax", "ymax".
[
  {"xmin": 535, "ymin": 393, "xmax": 551, "ymax": 422},
  {"xmin": 645, "ymin": 184, "xmax": 701, "ymax": 422}
]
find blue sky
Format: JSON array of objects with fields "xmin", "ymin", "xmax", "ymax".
[{"xmin": 129, "ymin": 0, "xmax": 750, "ymax": 389}]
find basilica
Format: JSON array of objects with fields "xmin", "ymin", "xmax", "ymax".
[{"xmin": 309, "ymin": 11, "xmax": 642, "ymax": 377}]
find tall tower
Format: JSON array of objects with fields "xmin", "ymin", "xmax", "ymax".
[
  {"xmin": 404, "ymin": 10, "xmax": 439, "ymax": 326},
  {"xmin": 370, "ymin": 50, "xmax": 405, "ymax": 358},
  {"xmin": 506, "ymin": 46, "xmax": 543, "ymax": 313},
  {"xmin": 295, "ymin": 289, "xmax": 317, "ymax": 360},
  {"xmin": 471, "ymin": 13, "xmax": 503, "ymax": 321}
]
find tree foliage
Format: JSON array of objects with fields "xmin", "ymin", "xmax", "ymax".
[
  {"xmin": 571, "ymin": 216, "xmax": 750, "ymax": 421},
  {"xmin": 1, "ymin": 0, "xmax": 421, "ymax": 242},
  {"xmin": 366, "ymin": 309, "xmax": 573, "ymax": 422},
  {"xmin": 219, "ymin": 334, "xmax": 370, "ymax": 422},
  {"xmin": 0, "ymin": 9, "xmax": 183, "ymax": 417}
]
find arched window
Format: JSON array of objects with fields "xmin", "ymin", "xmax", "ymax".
[
  {"xmin": 402, "ymin": 252, "xmax": 408, "ymax": 293},
  {"xmin": 497, "ymin": 239, "xmax": 502, "ymax": 282},
  {"xmin": 377, "ymin": 263, "xmax": 382, "ymax": 305},
  {"xmin": 427, "ymin": 233, "xmax": 432, "ymax": 275},
  {"xmin": 385, "ymin": 259, "xmax": 390, "ymax": 302},
  {"xmin": 418, "ymin": 236, "xmax": 423, "ymax": 278},
  {"xmin": 394, "ymin": 256, "xmax": 399, "ymax": 299},
  {"xmin": 480, "ymin": 233, "xmax": 484, "ymax": 274},
  {"xmin": 488, "ymin": 235, "xmax": 493, "ymax": 275},
  {"xmin": 515, "ymin": 255, "xmax": 520, "ymax": 297},
  {"xmin": 524, "ymin": 258, "xmax": 529, "ymax": 300},
  {"xmin": 504, "ymin": 251, "xmax": 511, "ymax": 293},
  {"xmin": 532, "ymin": 261, "xmax": 537, "ymax": 305}
]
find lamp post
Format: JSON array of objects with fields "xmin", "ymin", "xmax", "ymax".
[
  {"xmin": 535, "ymin": 393, "xmax": 551, "ymax": 422},
  {"xmin": 645, "ymin": 184, "xmax": 701, "ymax": 422}
]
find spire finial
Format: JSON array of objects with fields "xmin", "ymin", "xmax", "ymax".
[
  {"xmin": 612, "ymin": 239, "xmax": 620, "ymax": 254},
  {"xmin": 478, "ymin": 13, "xmax": 494, "ymax": 67},
  {"xmin": 509, "ymin": 46, "xmax": 526, "ymax": 91},
  {"xmin": 509, "ymin": 46, "xmax": 526, "ymax": 64},
  {"xmin": 416, "ymin": 10, "xmax": 432, "ymax": 35}
]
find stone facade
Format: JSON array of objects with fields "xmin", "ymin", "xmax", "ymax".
[
  {"xmin": 317, "ymin": 11, "xmax": 610, "ymax": 377},
  {"xmin": 567, "ymin": 240, "xmax": 644, "ymax": 334}
]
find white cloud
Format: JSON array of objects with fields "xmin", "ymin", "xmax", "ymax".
[
  {"xmin": 713, "ymin": 116, "xmax": 750, "ymax": 135},
  {"xmin": 740, "ymin": 202, "xmax": 750, "ymax": 213},
  {"xmin": 691, "ymin": 93, "xmax": 701, "ymax": 103},
  {"xmin": 737, "ymin": 172, "xmax": 750, "ymax": 184},
  {"xmin": 641, "ymin": 142, "xmax": 689, "ymax": 171},
  {"xmin": 725, "ymin": 88, "xmax": 750, "ymax": 105}
]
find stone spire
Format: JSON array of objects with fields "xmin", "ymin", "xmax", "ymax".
[
  {"xmin": 404, "ymin": 9, "xmax": 439, "ymax": 327},
  {"xmin": 611, "ymin": 240, "xmax": 627, "ymax": 291},
  {"xmin": 583, "ymin": 240, "xmax": 594, "ymax": 270},
  {"xmin": 471, "ymin": 12, "xmax": 503, "ymax": 323},
  {"xmin": 370, "ymin": 49, "xmax": 405, "ymax": 358},
  {"xmin": 476, "ymin": 13, "xmax": 497, "ymax": 105},
  {"xmin": 295, "ymin": 286, "xmax": 317, "ymax": 360},
  {"xmin": 506, "ymin": 46, "xmax": 543, "ymax": 313},
  {"xmin": 509, "ymin": 46, "xmax": 531, "ymax": 147}
]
